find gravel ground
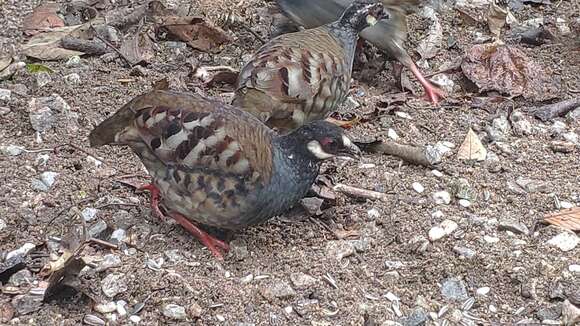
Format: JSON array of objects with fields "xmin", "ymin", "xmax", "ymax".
[{"xmin": 1, "ymin": 0, "xmax": 579, "ymax": 325}]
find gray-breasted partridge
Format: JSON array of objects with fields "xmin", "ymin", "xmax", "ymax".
[
  {"xmin": 232, "ymin": 0, "xmax": 387, "ymax": 133},
  {"xmin": 276, "ymin": 0, "xmax": 445, "ymax": 105},
  {"xmin": 89, "ymin": 90, "xmax": 360, "ymax": 258}
]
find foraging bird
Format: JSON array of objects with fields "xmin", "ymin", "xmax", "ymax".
[
  {"xmin": 275, "ymin": 0, "xmax": 445, "ymax": 105},
  {"xmin": 233, "ymin": 0, "xmax": 388, "ymax": 133},
  {"xmin": 89, "ymin": 90, "xmax": 360, "ymax": 258}
]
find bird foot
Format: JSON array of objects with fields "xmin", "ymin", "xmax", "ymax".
[
  {"xmin": 408, "ymin": 62, "xmax": 445, "ymax": 106},
  {"xmin": 168, "ymin": 212, "xmax": 230, "ymax": 260},
  {"xmin": 136, "ymin": 183, "xmax": 167, "ymax": 221}
]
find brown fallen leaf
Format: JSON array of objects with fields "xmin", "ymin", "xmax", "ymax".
[
  {"xmin": 543, "ymin": 207, "xmax": 580, "ymax": 231},
  {"xmin": 22, "ymin": 3, "xmax": 65, "ymax": 36},
  {"xmin": 461, "ymin": 43, "xmax": 560, "ymax": 101},
  {"xmin": 119, "ymin": 30, "xmax": 155, "ymax": 66},
  {"xmin": 152, "ymin": 77, "xmax": 170, "ymax": 91},
  {"xmin": 457, "ymin": 128, "xmax": 487, "ymax": 161},
  {"xmin": 22, "ymin": 26, "xmax": 84, "ymax": 61},
  {"xmin": 155, "ymin": 16, "xmax": 232, "ymax": 52},
  {"xmin": 487, "ymin": 1, "xmax": 507, "ymax": 37}
]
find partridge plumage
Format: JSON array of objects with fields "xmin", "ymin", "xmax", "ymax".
[
  {"xmin": 89, "ymin": 90, "xmax": 360, "ymax": 258},
  {"xmin": 276, "ymin": 0, "xmax": 445, "ymax": 104},
  {"xmin": 233, "ymin": 0, "xmax": 387, "ymax": 133}
]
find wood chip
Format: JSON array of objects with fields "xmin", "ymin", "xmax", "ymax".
[
  {"xmin": 543, "ymin": 207, "xmax": 580, "ymax": 231},
  {"xmin": 457, "ymin": 128, "xmax": 487, "ymax": 161}
]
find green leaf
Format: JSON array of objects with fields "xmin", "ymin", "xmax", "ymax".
[{"xmin": 26, "ymin": 63, "xmax": 54, "ymax": 74}]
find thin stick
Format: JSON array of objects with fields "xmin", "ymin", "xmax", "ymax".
[
  {"xmin": 333, "ymin": 183, "xmax": 389, "ymax": 201},
  {"xmin": 89, "ymin": 24, "xmax": 133, "ymax": 66},
  {"xmin": 355, "ymin": 140, "xmax": 433, "ymax": 167},
  {"xmin": 529, "ymin": 97, "xmax": 580, "ymax": 121}
]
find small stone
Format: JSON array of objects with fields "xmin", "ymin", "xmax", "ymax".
[
  {"xmin": 547, "ymin": 232, "xmax": 579, "ymax": 252},
  {"xmin": 484, "ymin": 235, "xmax": 500, "ymax": 243},
  {"xmin": 12, "ymin": 294, "xmax": 43, "ymax": 315},
  {"xmin": 101, "ymin": 273, "xmax": 128, "ymax": 298},
  {"xmin": 367, "ymin": 208, "xmax": 380, "ymax": 219},
  {"xmin": 129, "ymin": 315, "xmax": 141, "ymax": 323},
  {"xmin": 325, "ymin": 240, "xmax": 355, "ymax": 260},
  {"xmin": 64, "ymin": 73, "xmax": 81, "ymax": 85},
  {"xmin": 486, "ymin": 115, "xmax": 511, "ymax": 141},
  {"xmin": 164, "ymin": 249, "xmax": 183, "ymax": 263},
  {"xmin": 454, "ymin": 246, "xmax": 476, "ymax": 258},
  {"xmin": 0, "ymin": 106, "xmax": 10, "ymax": 115},
  {"xmin": 395, "ymin": 111, "xmax": 412, "ymax": 119},
  {"xmin": 429, "ymin": 219, "xmax": 458, "ymax": 241},
  {"xmin": 82, "ymin": 207, "xmax": 98, "ymax": 221},
  {"xmin": 66, "ymin": 55, "xmax": 82, "ymax": 67},
  {"xmin": 431, "ymin": 74, "xmax": 454, "ymax": 94},
  {"xmin": 432, "ymin": 169, "xmax": 443, "ymax": 178},
  {"xmin": 188, "ymin": 302, "xmax": 202, "ymax": 318},
  {"xmin": 432, "ymin": 191, "xmax": 451, "ymax": 205},
  {"xmin": 476, "ymin": 287, "xmax": 491, "ymax": 296},
  {"xmin": 301, "ymin": 197, "xmax": 324, "ymax": 215},
  {"xmin": 511, "ymin": 112, "xmax": 533, "ymax": 135},
  {"xmin": 489, "ymin": 305, "xmax": 497, "ymax": 313},
  {"xmin": 569, "ymin": 265, "xmax": 580, "ymax": 273},
  {"xmin": 0, "ymin": 145, "xmax": 24, "ymax": 156},
  {"xmin": 555, "ymin": 18, "xmax": 571, "ymax": 35},
  {"xmin": 240, "ymin": 274, "xmax": 254, "ymax": 284},
  {"xmin": 86, "ymin": 155, "xmax": 103, "ymax": 168},
  {"xmin": 145, "ymin": 257, "xmax": 164, "ymax": 271},
  {"xmin": 451, "ymin": 178, "xmax": 476, "ymax": 200},
  {"xmin": 8, "ymin": 269, "xmax": 33, "ymax": 287},
  {"xmin": 116, "ymin": 301, "xmax": 127, "ymax": 316},
  {"xmin": 6, "ymin": 243, "xmax": 36, "ymax": 260},
  {"xmin": 412, "ymin": 182, "xmax": 425, "ymax": 193},
  {"xmin": 399, "ymin": 308, "xmax": 428, "ymax": 326},
  {"xmin": 260, "ymin": 281, "xmax": 296, "ymax": 301},
  {"xmin": 409, "ymin": 235, "xmax": 430, "ymax": 253},
  {"xmin": 562, "ymin": 299, "xmax": 580, "ymax": 325},
  {"xmin": 290, "ymin": 272, "xmax": 317, "ymax": 289},
  {"xmin": 441, "ymin": 278, "xmax": 469, "ymax": 301},
  {"xmin": 0, "ymin": 88, "xmax": 11, "ymax": 101},
  {"xmin": 536, "ymin": 304, "xmax": 562, "ymax": 321},
  {"xmin": 498, "ymin": 219, "xmax": 529, "ymax": 235},
  {"xmin": 162, "ymin": 304, "xmax": 187, "ymax": 320},
  {"xmin": 560, "ymin": 201, "xmax": 574, "ymax": 209},
  {"xmin": 110, "ymin": 229, "xmax": 127, "ymax": 244},
  {"xmin": 95, "ymin": 302, "xmax": 117, "ymax": 314},
  {"xmin": 387, "ymin": 128, "xmax": 399, "ymax": 140},
  {"xmin": 216, "ymin": 314, "xmax": 226, "ymax": 322},
  {"xmin": 385, "ymin": 292, "xmax": 400, "ymax": 301},
  {"xmin": 0, "ymin": 218, "xmax": 6, "ymax": 231},
  {"xmin": 458, "ymin": 199, "xmax": 471, "ymax": 207},
  {"xmin": 516, "ymin": 177, "xmax": 549, "ymax": 193},
  {"xmin": 29, "ymin": 106, "xmax": 55, "ymax": 132},
  {"xmin": 36, "ymin": 72, "xmax": 52, "ymax": 88},
  {"xmin": 229, "ymin": 239, "xmax": 249, "ymax": 261},
  {"xmin": 84, "ymin": 314, "xmax": 106, "ymax": 326},
  {"xmin": 563, "ymin": 132, "xmax": 579, "ymax": 145},
  {"xmin": 89, "ymin": 220, "xmax": 107, "ymax": 238},
  {"xmin": 551, "ymin": 121, "xmax": 567, "ymax": 135},
  {"xmin": 98, "ymin": 254, "xmax": 122, "ymax": 271}
]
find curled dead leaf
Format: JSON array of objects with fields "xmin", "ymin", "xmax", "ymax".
[
  {"xmin": 487, "ymin": 1, "xmax": 508, "ymax": 37},
  {"xmin": 543, "ymin": 207, "xmax": 580, "ymax": 231},
  {"xmin": 457, "ymin": 128, "xmax": 487, "ymax": 161},
  {"xmin": 461, "ymin": 43, "xmax": 560, "ymax": 101},
  {"xmin": 22, "ymin": 26, "xmax": 85, "ymax": 61},
  {"xmin": 22, "ymin": 3, "xmax": 65, "ymax": 35},
  {"xmin": 155, "ymin": 16, "xmax": 232, "ymax": 52}
]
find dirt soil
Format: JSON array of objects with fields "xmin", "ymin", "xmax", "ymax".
[{"xmin": 1, "ymin": 0, "xmax": 579, "ymax": 325}]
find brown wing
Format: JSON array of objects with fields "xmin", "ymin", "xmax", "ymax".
[
  {"xmin": 90, "ymin": 90, "xmax": 275, "ymax": 183},
  {"xmin": 233, "ymin": 27, "xmax": 351, "ymax": 130}
]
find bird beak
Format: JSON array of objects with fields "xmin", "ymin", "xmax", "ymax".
[{"xmin": 336, "ymin": 135, "xmax": 362, "ymax": 161}]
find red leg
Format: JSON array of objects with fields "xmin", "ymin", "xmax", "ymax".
[
  {"xmin": 137, "ymin": 183, "xmax": 166, "ymax": 221},
  {"xmin": 408, "ymin": 62, "xmax": 446, "ymax": 105},
  {"xmin": 168, "ymin": 212, "xmax": 230, "ymax": 260}
]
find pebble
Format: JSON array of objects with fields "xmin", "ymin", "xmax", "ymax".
[
  {"xmin": 64, "ymin": 73, "xmax": 81, "ymax": 85},
  {"xmin": 516, "ymin": 177, "xmax": 549, "ymax": 193},
  {"xmin": 432, "ymin": 191, "xmax": 451, "ymax": 205},
  {"xmin": 484, "ymin": 235, "xmax": 500, "ymax": 244},
  {"xmin": 441, "ymin": 278, "xmax": 469, "ymax": 301},
  {"xmin": 240, "ymin": 274, "xmax": 254, "ymax": 284},
  {"xmin": 400, "ymin": 308, "xmax": 428, "ymax": 326},
  {"xmin": 301, "ymin": 197, "xmax": 324, "ymax": 215},
  {"xmin": 110, "ymin": 229, "xmax": 127, "ymax": 244},
  {"xmin": 6, "ymin": 243, "xmax": 36, "ymax": 260},
  {"xmin": 164, "ymin": 249, "xmax": 183, "ymax": 263},
  {"xmin": 89, "ymin": 220, "xmax": 107, "ymax": 238},
  {"xmin": 116, "ymin": 301, "xmax": 127, "ymax": 316},
  {"xmin": 145, "ymin": 257, "xmax": 164, "ymax": 271},
  {"xmin": 325, "ymin": 240, "xmax": 355, "ymax": 261},
  {"xmin": 66, "ymin": 55, "xmax": 82, "ymax": 67},
  {"xmin": 188, "ymin": 302, "xmax": 203, "ymax": 318},
  {"xmin": 498, "ymin": 219, "xmax": 529, "ymax": 235},
  {"xmin": 458, "ymin": 199, "xmax": 471, "ymax": 207},
  {"xmin": 8, "ymin": 269, "xmax": 33, "ymax": 287},
  {"xmin": 551, "ymin": 121, "xmax": 567, "ymax": 135},
  {"xmin": 476, "ymin": 287, "xmax": 491, "ymax": 296},
  {"xmin": 101, "ymin": 273, "xmax": 128, "ymax": 298},
  {"xmin": 95, "ymin": 302, "xmax": 117, "ymax": 314},
  {"xmin": 409, "ymin": 235, "xmax": 430, "ymax": 253},
  {"xmin": 0, "ymin": 88, "xmax": 11, "ymax": 101},
  {"xmin": 487, "ymin": 115, "xmax": 511, "ymax": 141},
  {"xmin": 385, "ymin": 292, "xmax": 400, "ymax": 302},
  {"xmin": 562, "ymin": 299, "xmax": 580, "ymax": 324},
  {"xmin": 31, "ymin": 171, "xmax": 59, "ymax": 191},
  {"xmin": 0, "ymin": 144, "xmax": 24, "ymax": 156},
  {"xmin": 290, "ymin": 272, "xmax": 317, "ymax": 289},
  {"xmin": 412, "ymin": 182, "xmax": 425, "ymax": 193},
  {"xmin": 547, "ymin": 232, "xmax": 579, "ymax": 252},
  {"xmin": 367, "ymin": 208, "xmax": 380, "ymax": 219},
  {"xmin": 84, "ymin": 314, "xmax": 106, "ymax": 326},
  {"xmin": 395, "ymin": 111, "xmax": 412, "ymax": 119},
  {"xmin": 29, "ymin": 106, "xmax": 55, "ymax": 132},
  {"xmin": 216, "ymin": 314, "xmax": 226, "ymax": 322},
  {"xmin": 0, "ymin": 218, "xmax": 6, "ymax": 231},
  {"xmin": 260, "ymin": 281, "xmax": 296, "ymax": 301},
  {"xmin": 0, "ymin": 106, "xmax": 10, "ymax": 115},
  {"xmin": 82, "ymin": 207, "xmax": 98, "ymax": 221},
  {"xmin": 431, "ymin": 73, "xmax": 454, "ymax": 94},
  {"xmin": 560, "ymin": 201, "xmax": 574, "ymax": 209},
  {"xmin": 129, "ymin": 315, "xmax": 141, "ymax": 323},
  {"xmin": 36, "ymin": 72, "xmax": 52, "ymax": 88},
  {"xmin": 99, "ymin": 254, "xmax": 122, "ymax": 271},
  {"xmin": 536, "ymin": 304, "xmax": 562, "ymax": 321},
  {"xmin": 569, "ymin": 265, "xmax": 580, "ymax": 273},
  {"xmin": 432, "ymin": 169, "xmax": 443, "ymax": 178},
  {"xmin": 229, "ymin": 239, "xmax": 249, "ymax": 261},
  {"xmin": 86, "ymin": 155, "xmax": 103, "ymax": 168},
  {"xmin": 511, "ymin": 112, "xmax": 533, "ymax": 135},
  {"xmin": 453, "ymin": 246, "xmax": 476, "ymax": 258},
  {"xmin": 387, "ymin": 128, "xmax": 399, "ymax": 140},
  {"xmin": 162, "ymin": 304, "xmax": 187, "ymax": 320},
  {"xmin": 489, "ymin": 305, "xmax": 497, "ymax": 313},
  {"xmin": 428, "ymin": 219, "xmax": 458, "ymax": 241},
  {"xmin": 451, "ymin": 178, "xmax": 476, "ymax": 200}
]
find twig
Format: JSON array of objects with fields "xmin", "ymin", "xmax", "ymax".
[
  {"xmin": 61, "ymin": 36, "xmax": 109, "ymax": 55},
  {"xmin": 355, "ymin": 140, "xmax": 433, "ymax": 167},
  {"xmin": 89, "ymin": 24, "xmax": 134, "ymax": 66},
  {"xmin": 96, "ymin": 202, "xmax": 139, "ymax": 209},
  {"xmin": 333, "ymin": 183, "xmax": 389, "ymax": 201},
  {"xmin": 89, "ymin": 238, "xmax": 119, "ymax": 250},
  {"xmin": 528, "ymin": 97, "xmax": 580, "ymax": 121}
]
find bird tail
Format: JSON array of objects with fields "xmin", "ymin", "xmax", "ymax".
[{"xmin": 88, "ymin": 101, "xmax": 136, "ymax": 147}]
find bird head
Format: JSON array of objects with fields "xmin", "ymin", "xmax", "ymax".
[
  {"xmin": 339, "ymin": 0, "xmax": 389, "ymax": 32},
  {"xmin": 291, "ymin": 120, "xmax": 361, "ymax": 161}
]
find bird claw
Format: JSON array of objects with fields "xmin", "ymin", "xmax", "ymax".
[
  {"xmin": 169, "ymin": 212, "xmax": 230, "ymax": 260},
  {"xmin": 422, "ymin": 84, "xmax": 446, "ymax": 106},
  {"xmin": 136, "ymin": 183, "xmax": 167, "ymax": 221}
]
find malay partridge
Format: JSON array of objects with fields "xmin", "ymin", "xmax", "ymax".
[
  {"xmin": 89, "ymin": 90, "xmax": 360, "ymax": 259},
  {"xmin": 276, "ymin": 0, "xmax": 445, "ymax": 105},
  {"xmin": 232, "ymin": 0, "xmax": 387, "ymax": 133}
]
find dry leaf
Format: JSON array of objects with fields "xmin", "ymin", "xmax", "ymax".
[
  {"xmin": 461, "ymin": 43, "xmax": 560, "ymax": 101},
  {"xmin": 416, "ymin": 9, "xmax": 443, "ymax": 59},
  {"xmin": 0, "ymin": 55, "xmax": 12, "ymax": 72},
  {"xmin": 120, "ymin": 31, "xmax": 155, "ymax": 66},
  {"xmin": 543, "ymin": 207, "xmax": 580, "ymax": 231},
  {"xmin": 155, "ymin": 16, "xmax": 232, "ymax": 52},
  {"xmin": 457, "ymin": 128, "xmax": 487, "ymax": 161},
  {"xmin": 487, "ymin": 1, "xmax": 507, "ymax": 37},
  {"xmin": 22, "ymin": 3, "xmax": 65, "ymax": 35},
  {"xmin": 152, "ymin": 77, "xmax": 169, "ymax": 91},
  {"xmin": 22, "ymin": 26, "xmax": 84, "ymax": 61}
]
